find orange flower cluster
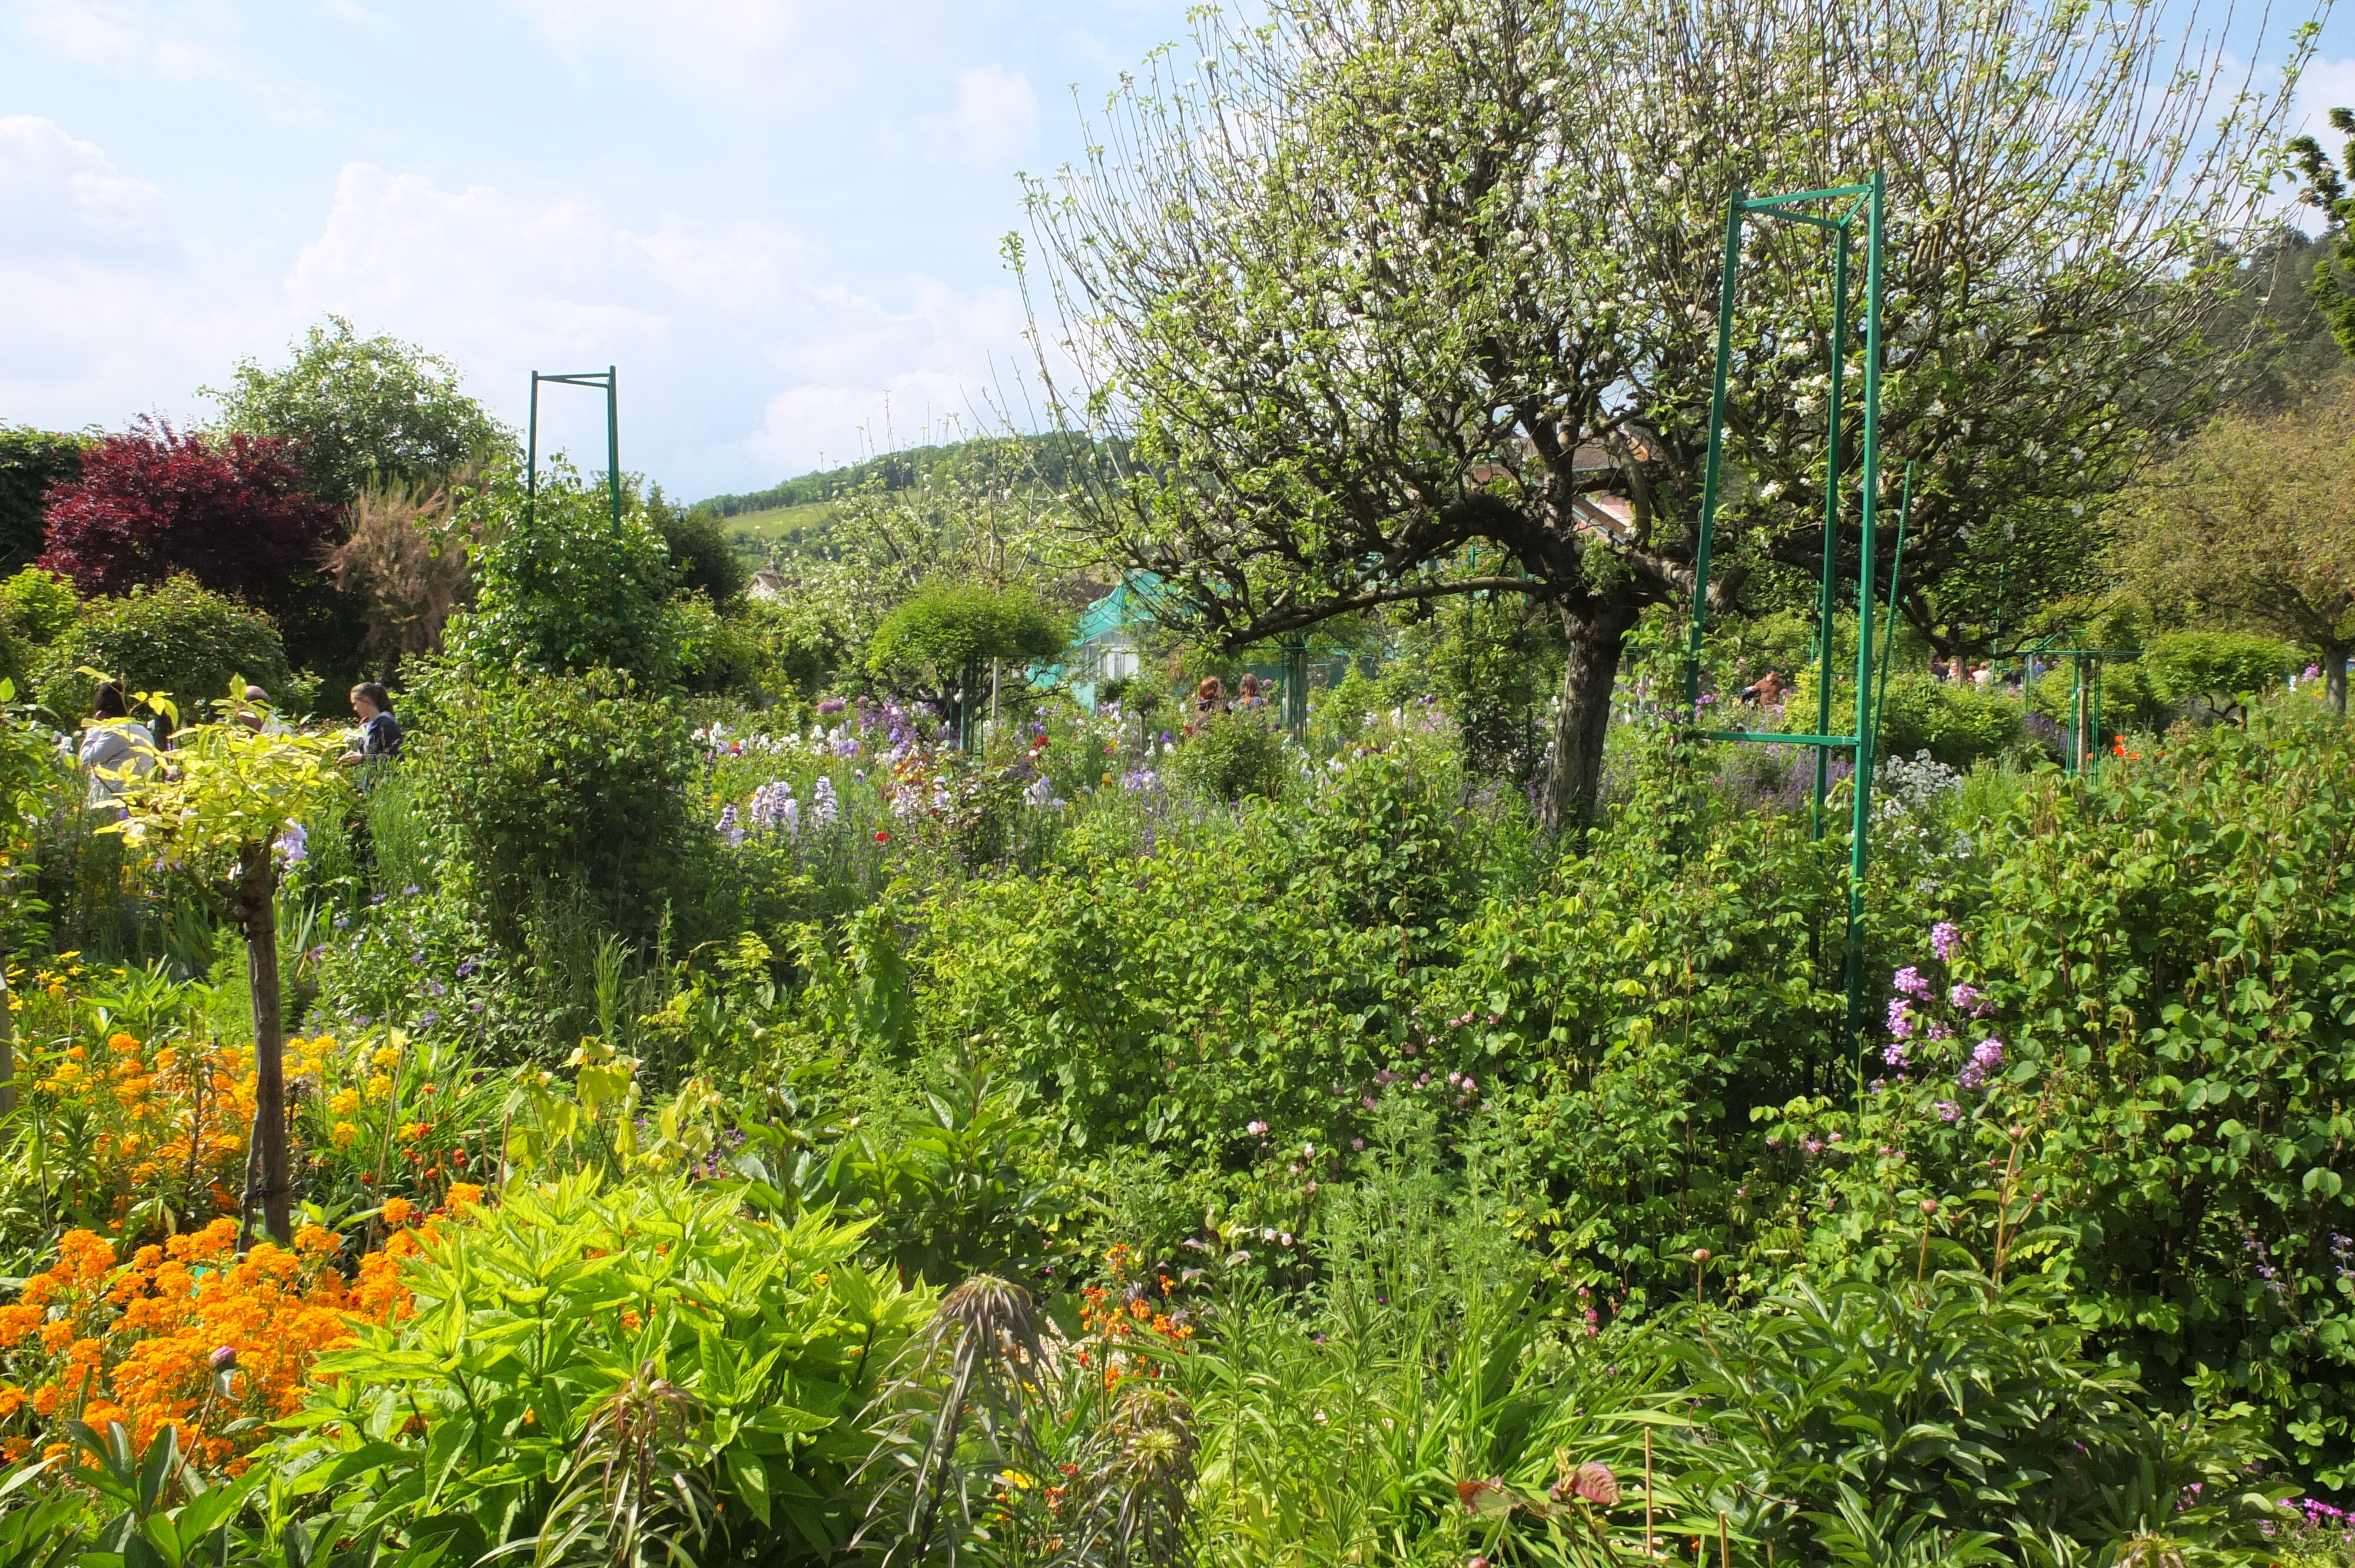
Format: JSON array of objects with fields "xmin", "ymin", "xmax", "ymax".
[
  {"xmin": 24, "ymin": 1031, "xmax": 339, "ymax": 1239},
  {"xmin": 0, "ymin": 1216, "xmax": 422, "ymax": 1472},
  {"xmin": 1076, "ymin": 1245, "xmax": 1195, "ymax": 1390}
]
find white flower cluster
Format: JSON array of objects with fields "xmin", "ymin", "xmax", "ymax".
[{"xmin": 1878, "ymin": 749, "xmax": 1963, "ymax": 815}]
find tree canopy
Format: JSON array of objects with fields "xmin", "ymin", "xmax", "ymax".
[
  {"xmin": 37, "ymin": 423, "xmax": 342, "ymax": 655},
  {"xmin": 2110, "ymin": 375, "xmax": 2355, "ymax": 715},
  {"xmin": 1023, "ymin": 0, "xmax": 2303, "ymax": 828},
  {"xmin": 205, "ymin": 316, "xmax": 512, "ymax": 508}
]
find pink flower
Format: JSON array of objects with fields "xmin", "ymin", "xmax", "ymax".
[
  {"xmin": 1892, "ymin": 965, "xmax": 1931, "ymax": 999},
  {"xmin": 1887, "ymin": 998, "xmax": 1915, "ymax": 1039},
  {"xmin": 1936, "ymin": 1100, "xmax": 1962, "ymax": 1122},
  {"xmin": 1930, "ymin": 922, "xmax": 1961, "ymax": 961}
]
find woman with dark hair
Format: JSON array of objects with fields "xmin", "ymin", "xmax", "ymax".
[
  {"xmin": 339, "ymin": 682, "xmax": 402, "ymax": 766},
  {"xmin": 78, "ymin": 680, "xmax": 157, "ymax": 812}
]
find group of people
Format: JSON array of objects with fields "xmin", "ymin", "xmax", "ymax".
[
  {"xmin": 76, "ymin": 680, "xmax": 404, "ymax": 811},
  {"xmin": 1192, "ymin": 672, "xmax": 1275, "ymax": 716},
  {"xmin": 1931, "ymin": 657, "xmax": 1998, "ymax": 690}
]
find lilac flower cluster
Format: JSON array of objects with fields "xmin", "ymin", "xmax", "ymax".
[{"xmin": 1956, "ymin": 1036, "xmax": 2005, "ymax": 1090}]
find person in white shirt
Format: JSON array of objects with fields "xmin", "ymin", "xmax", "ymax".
[{"xmin": 77, "ymin": 682, "xmax": 158, "ymax": 813}]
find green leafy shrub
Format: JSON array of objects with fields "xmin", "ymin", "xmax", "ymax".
[
  {"xmin": 1767, "ymin": 706, "xmax": 2355, "ymax": 1484},
  {"xmin": 2144, "ymin": 629, "xmax": 2297, "ymax": 718},
  {"xmin": 404, "ymin": 662, "xmax": 701, "ymax": 945},
  {"xmin": 442, "ymin": 466, "xmax": 684, "ymax": 685},
  {"xmin": 1819, "ymin": 670, "xmax": 2023, "ymax": 769},
  {"xmin": 0, "ymin": 567, "xmax": 78, "ymax": 647},
  {"xmin": 1670, "ymin": 1271, "xmax": 2281, "ymax": 1564},
  {"xmin": 1169, "ymin": 708, "xmax": 1288, "ymax": 802},
  {"xmin": 286, "ymin": 1174, "xmax": 931, "ymax": 1563},
  {"xmin": 1186, "ymin": 1128, "xmax": 1666, "ymax": 1566},
  {"xmin": 34, "ymin": 576, "xmax": 295, "ymax": 723}
]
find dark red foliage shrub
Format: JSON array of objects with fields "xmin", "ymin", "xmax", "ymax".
[{"xmin": 38, "ymin": 421, "xmax": 343, "ymax": 610}]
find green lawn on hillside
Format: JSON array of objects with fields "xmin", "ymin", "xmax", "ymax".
[{"xmin": 720, "ymin": 499, "xmax": 842, "ymax": 564}]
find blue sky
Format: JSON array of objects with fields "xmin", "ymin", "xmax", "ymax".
[{"xmin": 2, "ymin": 0, "xmax": 2351, "ymax": 503}]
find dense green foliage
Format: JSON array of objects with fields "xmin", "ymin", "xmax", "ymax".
[
  {"xmin": 404, "ymin": 663, "xmax": 702, "ymax": 945},
  {"xmin": 0, "ymin": 426, "xmax": 89, "ymax": 574},
  {"xmin": 33, "ymin": 576, "xmax": 296, "ymax": 724},
  {"xmin": 205, "ymin": 316, "xmax": 511, "ymax": 507},
  {"xmin": 442, "ymin": 467, "xmax": 685, "ymax": 685}
]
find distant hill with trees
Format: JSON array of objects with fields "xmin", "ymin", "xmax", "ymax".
[{"xmin": 688, "ymin": 432, "xmax": 1110, "ymax": 521}]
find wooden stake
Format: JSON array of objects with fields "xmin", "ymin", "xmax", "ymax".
[{"xmin": 1719, "ymin": 1510, "xmax": 1731, "ymax": 1567}]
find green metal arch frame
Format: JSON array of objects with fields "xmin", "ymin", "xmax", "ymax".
[
  {"xmin": 525, "ymin": 366, "xmax": 629, "ymax": 637},
  {"xmin": 1683, "ymin": 172, "xmax": 1901, "ymax": 1084}
]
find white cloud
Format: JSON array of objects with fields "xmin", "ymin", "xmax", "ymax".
[
  {"xmin": 2290, "ymin": 54, "xmax": 2355, "ymax": 142},
  {"xmin": 284, "ymin": 164, "xmax": 1035, "ymax": 490},
  {"xmin": 15, "ymin": 0, "xmax": 229, "ymax": 79},
  {"xmin": 0, "ymin": 115, "xmax": 177, "ymax": 260},
  {"xmin": 500, "ymin": 0, "xmax": 811, "ymax": 87},
  {"xmin": 928, "ymin": 65, "xmax": 1040, "ymax": 166}
]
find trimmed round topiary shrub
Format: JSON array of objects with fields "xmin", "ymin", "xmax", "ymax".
[{"xmin": 35, "ymin": 574, "xmax": 296, "ymax": 725}]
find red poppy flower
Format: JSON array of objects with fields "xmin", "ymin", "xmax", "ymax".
[{"xmin": 874, "ymin": 829, "xmax": 891, "ymax": 843}]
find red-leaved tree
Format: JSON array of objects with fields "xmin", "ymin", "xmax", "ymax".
[{"xmin": 39, "ymin": 421, "xmax": 343, "ymax": 616}]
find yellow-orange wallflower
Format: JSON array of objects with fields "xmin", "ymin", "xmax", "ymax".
[
  {"xmin": 0, "ymin": 1218, "xmax": 416, "ymax": 1470},
  {"xmin": 380, "ymin": 1197, "xmax": 414, "ymax": 1227}
]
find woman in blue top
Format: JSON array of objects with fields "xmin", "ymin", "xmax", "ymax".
[{"xmin": 340, "ymin": 682, "xmax": 402, "ymax": 766}]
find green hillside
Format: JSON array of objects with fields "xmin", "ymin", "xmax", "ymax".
[{"xmin": 719, "ymin": 499, "xmax": 843, "ymax": 564}]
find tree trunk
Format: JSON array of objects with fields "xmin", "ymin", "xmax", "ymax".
[
  {"xmin": 2329, "ymin": 651, "xmax": 2348, "ymax": 720},
  {"xmin": 238, "ymin": 841, "xmax": 291, "ymax": 1246},
  {"xmin": 1538, "ymin": 601, "xmax": 1638, "ymax": 835},
  {"xmin": 0, "ymin": 959, "xmax": 14, "ymax": 1117}
]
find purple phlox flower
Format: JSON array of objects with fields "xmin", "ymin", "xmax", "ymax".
[
  {"xmin": 427, "ymin": 981, "xmax": 446, "ymax": 998},
  {"xmin": 418, "ymin": 1011, "xmax": 439, "ymax": 1028},
  {"xmin": 1936, "ymin": 1100, "xmax": 1962, "ymax": 1122},
  {"xmin": 1958, "ymin": 1062, "xmax": 1986, "ymax": 1090},
  {"xmin": 403, "ymin": 884, "xmax": 420, "ymax": 896},
  {"xmin": 456, "ymin": 958, "xmax": 476, "ymax": 977},
  {"xmin": 1886, "ymin": 998, "xmax": 1915, "ymax": 1039},
  {"xmin": 1972, "ymin": 1037, "xmax": 2005, "ymax": 1069},
  {"xmin": 1949, "ymin": 982, "xmax": 1985, "ymax": 1014},
  {"xmin": 1892, "ymin": 965, "xmax": 1931, "ymax": 999},
  {"xmin": 818, "ymin": 697, "xmax": 846, "ymax": 715},
  {"xmin": 1883, "ymin": 1041, "xmax": 1911, "ymax": 1067},
  {"xmin": 1930, "ymin": 921, "xmax": 1961, "ymax": 961}
]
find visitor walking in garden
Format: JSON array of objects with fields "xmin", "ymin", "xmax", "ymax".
[
  {"xmin": 340, "ymin": 682, "xmax": 402, "ymax": 766},
  {"xmin": 77, "ymin": 681, "xmax": 158, "ymax": 813},
  {"xmin": 1193, "ymin": 676, "xmax": 1226, "ymax": 716}
]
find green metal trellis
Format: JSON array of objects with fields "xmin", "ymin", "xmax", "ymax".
[
  {"xmin": 525, "ymin": 367, "xmax": 628, "ymax": 633},
  {"xmin": 2014, "ymin": 632, "xmax": 2132, "ymax": 776},
  {"xmin": 1684, "ymin": 172, "xmax": 1902, "ymax": 1084}
]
